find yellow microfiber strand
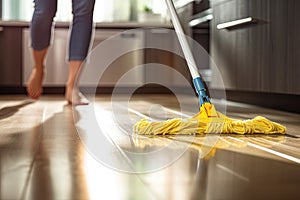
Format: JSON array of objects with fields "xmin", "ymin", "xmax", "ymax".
[{"xmin": 134, "ymin": 103, "xmax": 286, "ymax": 135}]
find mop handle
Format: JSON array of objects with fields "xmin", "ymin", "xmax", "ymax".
[
  {"xmin": 164, "ymin": 0, "xmax": 210, "ymax": 105},
  {"xmin": 164, "ymin": 0, "xmax": 199, "ymax": 78}
]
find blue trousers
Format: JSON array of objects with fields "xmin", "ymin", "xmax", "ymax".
[{"xmin": 31, "ymin": 0, "xmax": 95, "ymax": 61}]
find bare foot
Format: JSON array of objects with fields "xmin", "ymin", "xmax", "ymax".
[
  {"xmin": 26, "ymin": 68, "xmax": 44, "ymax": 99},
  {"xmin": 65, "ymin": 85, "xmax": 89, "ymax": 106}
]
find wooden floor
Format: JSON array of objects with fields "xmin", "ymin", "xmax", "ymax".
[{"xmin": 0, "ymin": 94, "xmax": 300, "ymax": 200}]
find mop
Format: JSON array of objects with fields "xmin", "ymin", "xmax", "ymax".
[{"xmin": 134, "ymin": 0, "xmax": 286, "ymax": 135}]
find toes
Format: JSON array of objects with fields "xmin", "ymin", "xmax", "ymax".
[{"xmin": 27, "ymin": 85, "xmax": 42, "ymax": 99}]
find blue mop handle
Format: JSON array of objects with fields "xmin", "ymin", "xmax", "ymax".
[
  {"xmin": 193, "ymin": 77, "xmax": 211, "ymax": 105},
  {"xmin": 165, "ymin": 0, "xmax": 211, "ymax": 106}
]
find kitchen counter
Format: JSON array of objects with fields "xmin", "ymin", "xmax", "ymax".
[{"xmin": 0, "ymin": 20, "xmax": 173, "ymax": 29}]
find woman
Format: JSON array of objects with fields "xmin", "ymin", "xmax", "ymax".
[{"xmin": 27, "ymin": 0, "xmax": 95, "ymax": 105}]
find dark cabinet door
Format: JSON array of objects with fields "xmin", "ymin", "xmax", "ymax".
[
  {"xmin": 264, "ymin": 0, "xmax": 289, "ymax": 93},
  {"xmin": 211, "ymin": 0, "xmax": 237, "ymax": 89},
  {"xmin": 286, "ymin": 0, "xmax": 300, "ymax": 94},
  {"xmin": 235, "ymin": 0, "xmax": 271, "ymax": 92},
  {"xmin": 236, "ymin": 0, "xmax": 296, "ymax": 94},
  {"xmin": 212, "ymin": 0, "xmax": 269, "ymax": 91},
  {"xmin": 211, "ymin": 0, "xmax": 300, "ymax": 95},
  {"xmin": 0, "ymin": 27, "xmax": 22, "ymax": 86}
]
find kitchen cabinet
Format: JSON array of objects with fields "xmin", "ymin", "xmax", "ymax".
[
  {"xmin": 210, "ymin": 0, "xmax": 237, "ymax": 90},
  {"xmin": 211, "ymin": 0, "xmax": 300, "ymax": 94},
  {"xmin": 23, "ymin": 28, "xmax": 145, "ymax": 87},
  {"xmin": 1, "ymin": 22, "xmax": 181, "ymax": 93},
  {"xmin": 21, "ymin": 26, "xmax": 184, "ymax": 90},
  {"xmin": 77, "ymin": 29, "xmax": 145, "ymax": 87},
  {"xmin": 286, "ymin": 0, "xmax": 300, "ymax": 94},
  {"xmin": 191, "ymin": 0, "xmax": 210, "ymax": 53},
  {"xmin": 0, "ymin": 26, "xmax": 22, "ymax": 86},
  {"xmin": 144, "ymin": 28, "xmax": 192, "ymax": 88},
  {"xmin": 144, "ymin": 28, "xmax": 174, "ymax": 86},
  {"xmin": 234, "ymin": 0, "xmax": 269, "ymax": 92},
  {"xmin": 263, "ymin": 0, "xmax": 289, "ymax": 93}
]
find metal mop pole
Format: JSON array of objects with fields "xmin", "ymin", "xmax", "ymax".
[{"xmin": 164, "ymin": 0, "xmax": 210, "ymax": 106}]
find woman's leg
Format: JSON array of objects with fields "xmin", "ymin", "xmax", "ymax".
[
  {"xmin": 27, "ymin": 49, "xmax": 48, "ymax": 99},
  {"xmin": 66, "ymin": 0, "xmax": 95, "ymax": 105},
  {"xmin": 66, "ymin": 61, "xmax": 89, "ymax": 105},
  {"xmin": 27, "ymin": 0, "xmax": 57, "ymax": 99}
]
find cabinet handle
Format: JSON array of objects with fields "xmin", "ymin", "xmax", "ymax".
[
  {"xmin": 120, "ymin": 33, "xmax": 136, "ymax": 38},
  {"xmin": 189, "ymin": 8, "xmax": 213, "ymax": 27},
  {"xmin": 150, "ymin": 28, "xmax": 170, "ymax": 34},
  {"xmin": 217, "ymin": 17, "xmax": 260, "ymax": 30}
]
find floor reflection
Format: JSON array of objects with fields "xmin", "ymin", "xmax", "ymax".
[
  {"xmin": 23, "ymin": 104, "xmax": 90, "ymax": 199},
  {"xmin": 128, "ymin": 134, "xmax": 300, "ymax": 200},
  {"xmin": 129, "ymin": 134, "xmax": 287, "ymax": 161}
]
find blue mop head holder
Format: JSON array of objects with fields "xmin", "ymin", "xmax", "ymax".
[{"xmin": 193, "ymin": 77, "xmax": 211, "ymax": 106}]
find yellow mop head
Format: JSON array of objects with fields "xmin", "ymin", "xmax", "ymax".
[{"xmin": 134, "ymin": 103, "xmax": 286, "ymax": 135}]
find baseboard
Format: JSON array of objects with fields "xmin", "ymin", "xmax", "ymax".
[
  {"xmin": 223, "ymin": 90, "xmax": 300, "ymax": 114},
  {"xmin": 0, "ymin": 85, "xmax": 193, "ymax": 95}
]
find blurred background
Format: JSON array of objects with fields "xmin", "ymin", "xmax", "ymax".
[
  {"xmin": 1, "ymin": 0, "xmax": 168, "ymax": 22},
  {"xmin": 0, "ymin": 0, "xmax": 299, "ymax": 113}
]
